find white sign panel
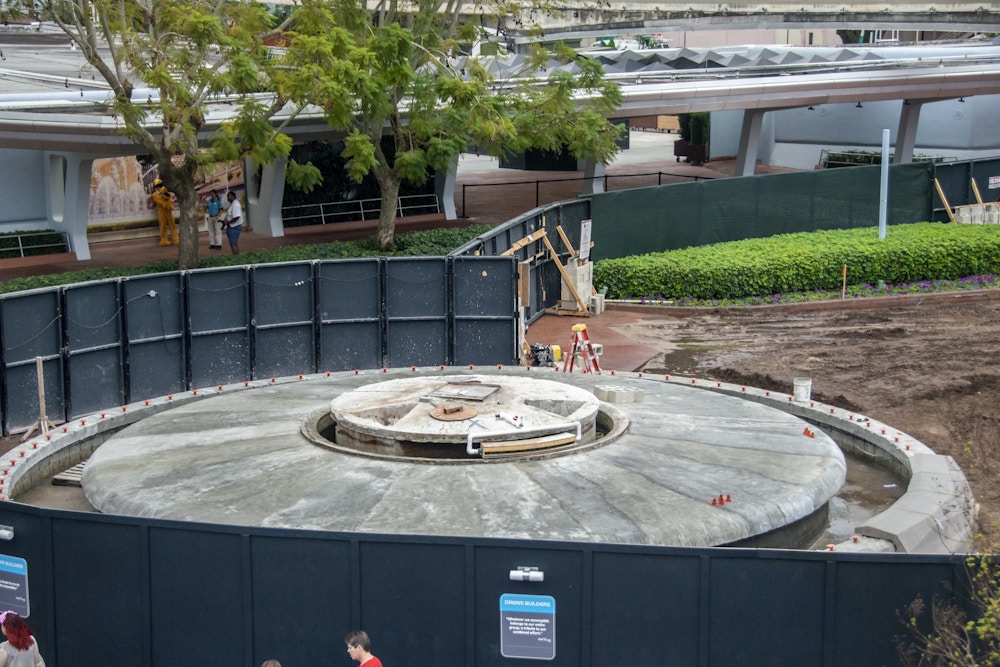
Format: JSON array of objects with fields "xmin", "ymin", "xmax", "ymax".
[{"xmin": 579, "ymin": 219, "xmax": 592, "ymax": 262}]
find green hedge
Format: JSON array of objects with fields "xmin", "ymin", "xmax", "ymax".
[
  {"xmin": 0, "ymin": 225, "xmax": 492, "ymax": 295},
  {"xmin": 593, "ymin": 223, "xmax": 1000, "ymax": 300}
]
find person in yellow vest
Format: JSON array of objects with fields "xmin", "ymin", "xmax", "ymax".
[{"xmin": 151, "ymin": 178, "xmax": 178, "ymax": 246}]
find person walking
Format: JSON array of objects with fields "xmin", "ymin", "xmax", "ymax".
[
  {"xmin": 204, "ymin": 189, "xmax": 224, "ymax": 250},
  {"xmin": 151, "ymin": 178, "xmax": 178, "ymax": 246},
  {"xmin": 345, "ymin": 630, "xmax": 382, "ymax": 667},
  {"xmin": 0, "ymin": 611, "xmax": 45, "ymax": 666},
  {"xmin": 223, "ymin": 191, "xmax": 243, "ymax": 255}
]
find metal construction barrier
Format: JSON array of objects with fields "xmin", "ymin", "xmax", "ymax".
[
  {"xmin": 0, "ymin": 256, "xmax": 518, "ymax": 434},
  {"xmin": 0, "ymin": 500, "xmax": 963, "ymax": 667},
  {"xmin": 932, "ymin": 157, "xmax": 1000, "ymax": 222}
]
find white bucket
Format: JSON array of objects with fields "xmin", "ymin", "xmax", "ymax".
[{"xmin": 793, "ymin": 377, "xmax": 812, "ymax": 402}]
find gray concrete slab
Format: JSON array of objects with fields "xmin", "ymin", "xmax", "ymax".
[{"xmin": 82, "ymin": 369, "xmax": 846, "ymax": 548}]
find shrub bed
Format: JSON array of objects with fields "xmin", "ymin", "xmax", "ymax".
[
  {"xmin": 0, "ymin": 225, "xmax": 492, "ymax": 295},
  {"xmin": 593, "ymin": 223, "xmax": 1000, "ymax": 300}
]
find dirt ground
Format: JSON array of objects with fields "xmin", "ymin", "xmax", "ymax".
[{"xmin": 610, "ymin": 292, "xmax": 1000, "ymax": 544}]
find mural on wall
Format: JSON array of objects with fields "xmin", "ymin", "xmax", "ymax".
[
  {"xmin": 88, "ymin": 156, "xmax": 156, "ymax": 226},
  {"xmin": 88, "ymin": 157, "xmax": 246, "ymax": 228}
]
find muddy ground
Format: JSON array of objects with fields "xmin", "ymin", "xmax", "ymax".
[{"xmin": 612, "ymin": 292, "xmax": 1000, "ymax": 544}]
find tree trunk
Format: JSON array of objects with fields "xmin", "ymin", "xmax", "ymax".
[
  {"xmin": 374, "ymin": 167, "xmax": 401, "ymax": 251},
  {"xmin": 174, "ymin": 178, "xmax": 200, "ymax": 270}
]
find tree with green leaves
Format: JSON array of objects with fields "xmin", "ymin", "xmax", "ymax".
[
  {"xmin": 43, "ymin": 0, "xmax": 319, "ymax": 269},
  {"xmin": 276, "ymin": 0, "xmax": 623, "ymax": 250},
  {"xmin": 898, "ymin": 549, "xmax": 1000, "ymax": 666}
]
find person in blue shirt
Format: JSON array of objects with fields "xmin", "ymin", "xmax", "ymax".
[{"xmin": 204, "ymin": 189, "xmax": 224, "ymax": 250}]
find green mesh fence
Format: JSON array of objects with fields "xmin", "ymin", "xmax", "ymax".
[{"xmin": 589, "ymin": 162, "xmax": 932, "ymax": 260}]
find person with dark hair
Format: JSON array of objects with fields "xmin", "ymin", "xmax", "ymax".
[
  {"xmin": 204, "ymin": 189, "xmax": 224, "ymax": 250},
  {"xmin": 223, "ymin": 191, "xmax": 243, "ymax": 255},
  {"xmin": 345, "ymin": 630, "xmax": 382, "ymax": 666},
  {"xmin": 0, "ymin": 611, "xmax": 45, "ymax": 666}
]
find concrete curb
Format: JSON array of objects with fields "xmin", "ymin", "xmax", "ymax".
[{"xmin": 1, "ymin": 367, "xmax": 975, "ymax": 554}]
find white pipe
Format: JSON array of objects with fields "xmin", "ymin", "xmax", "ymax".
[
  {"xmin": 879, "ymin": 128, "xmax": 890, "ymax": 239},
  {"xmin": 466, "ymin": 421, "xmax": 582, "ymax": 456},
  {"xmin": 495, "ymin": 412, "xmax": 523, "ymax": 428}
]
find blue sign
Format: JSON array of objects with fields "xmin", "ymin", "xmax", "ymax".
[
  {"xmin": 500, "ymin": 594, "xmax": 555, "ymax": 660},
  {"xmin": 0, "ymin": 555, "xmax": 29, "ymax": 617}
]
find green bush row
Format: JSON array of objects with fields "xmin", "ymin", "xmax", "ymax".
[
  {"xmin": 0, "ymin": 225, "xmax": 493, "ymax": 295},
  {"xmin": 593, "ymin": 223, "xmax": 1000, "ymax": 300}
]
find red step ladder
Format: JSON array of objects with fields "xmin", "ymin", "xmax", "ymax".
[{"xmin": 562, "ymin": 323, "xmax": 601, "ymax": 373}]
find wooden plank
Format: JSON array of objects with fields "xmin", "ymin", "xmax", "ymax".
[
  {"xmin": 934, "ymin": 178, "xmax": 955, "ymax": 223},
  {"xmin": 541, "ymin": 233, "xmax": 590, "ymax": 315},
  {"xmin": 972, "ymin": 178, "xmax": 984, "ymax": 205},
  {"xmin": 555, "ymin": 225, "xmax": 577, "ymax": 257},
  {"xmin": 481, "ymin": 432, "xmax": 578, "ymax": 455},
  {"xmin": 52, "ymin": 462, "xmax": 86, "ymax": 487},
  {"xmin": 501, "ymin": 229, "xmax": 547, "ymax": 256}
]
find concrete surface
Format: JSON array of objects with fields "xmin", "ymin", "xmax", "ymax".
[{"xmin": 81, "ymin": 368, "xmax": 846, "ymax": 548}]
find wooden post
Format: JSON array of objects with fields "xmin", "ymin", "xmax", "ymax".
[
  {"xmin": 934, "ymin": 178, "xmax": 956, "ymax": 223},
  {"xmin": 21, "ymin": 356, "xmax": 56, "ymax": 441}
]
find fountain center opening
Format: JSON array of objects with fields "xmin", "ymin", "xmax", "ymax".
[{"xmin": 303, "ymin": 374, "xmax": 625, "ymax": 461}]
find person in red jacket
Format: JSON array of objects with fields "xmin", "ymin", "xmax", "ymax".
[
  {"xmin": 345, "ymin": 630, "xmax": 382, "ymax": 667},
  {"xmin": 151, "ymin": 178, "xmax": 178, "ymax": 246}
]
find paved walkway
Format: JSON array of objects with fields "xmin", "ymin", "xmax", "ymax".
[{"xmin": 0, "ymin": 132, "xmax": 794, "ymax": 283}]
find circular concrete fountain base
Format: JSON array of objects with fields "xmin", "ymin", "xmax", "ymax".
[{"xmin": 82, "ymin": 369, "xmax": 846, "ymax": 548}]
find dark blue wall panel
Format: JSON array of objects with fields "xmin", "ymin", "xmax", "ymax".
[
  {"xmin": 148, "ymin": 528, "xmax": 245, "ymax": 665},
  {"xmin": 250, "ymin": 534, "xmax": 352, "ymax": 666},
  {"xmin": 52, "ymin": 518, "xmax": 145, "ymax": 666}
]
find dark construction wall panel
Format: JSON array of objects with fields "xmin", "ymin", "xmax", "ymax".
[
  {"xmin": 972, "ymin": 159, "xmax": 1000, "ymax": 207},
  {"xmin": 149, "ymin": 528, "xmax": 245, "ymax": 666},
  {"xmin": 52, "ymin": 518, "xmax": 145, "ymax": 666},
  {"xmin": 360, "ymin": 541, "xmax": 467, "ymax": 666},
  {"xmin": 318, "ymin": 260, "xmax": 382, "ymax": 371},
  {"xmin": 0, "ymin": 501, "xmax": 972, "ymax": 667},
  {"xmin": 934, "ymin": 158, "xmax": 1000, "ymax": 222},
  {"xmin": 124, "ymin": 274, "xmax": 186, "ymax": 401},
  {"xmin": 473, "ymin": 546, "xmax": 584, "ymax": 666},
  {"xmin": 708, "ymin": 555, "xmax": 826, "ymax": 665},
  {"xmin": 253, "ymin": 263, "xmax": 316, "ymax": 377},
  {"xmin": 452, "ymin": 257, "xmax": 516, "ymax": 365},
  {"xmin": 385, "ymin": 259, "xmax": 447, "ymax": 367},
  {"xmin": 833, "ymin": 559, "xmax": 959, "ymax": 666},
  {"xmin": 590, "ymin": 551, "xmax": 702, "ymax": 664},
  {"xmin": 474, "ymin": 544, "xmax": 584, "ymax": 667},
  {"xmin": 65, "ymin": 281, "xmax": 124, "ymax": 415},
  {"xmin": 188, "ymin": 268, "xmax": 251, "ymax": 386},
  {"xmin": 250, "ymin": 535, "xmax": 352, "ymax": 666},
  {"xmin": 321, "ymin": 322, "xmax": 381, "ymax": 371},
  {"xmin": 1, "ymin": 290, "xmax": 64, "ymax": 430}
]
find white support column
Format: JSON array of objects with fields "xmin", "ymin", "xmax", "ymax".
[
  {"xmin": 435, "ymin": 155, "xmax": 458, "ymax": 220},
  {"xmin": 581, "ymin": 158, "xmax": 606, "ymax": 194},
  {"xmin": 893, "ymin": 100, "xmax": 923, "ymax": 165},
  {"xmin": 44, "ymin": 152, "xmax": 95, "ymax": 261},
  {"xmin": 246, "ymin": 157, "xmax": 287, "ymax": 238},
  {"xmin": 734, "ymin": 109, "xmax": 765, "ymax": 177}
]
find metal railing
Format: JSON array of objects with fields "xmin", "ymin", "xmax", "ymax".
[
  {"xmin": 458, "ymin": 170, "xmax": 710, "ymax": 218},
  {"xmin": 281, "ymin": 193, "xmax": 440, "ymax": 228},
  {"xmin": 0, "ymin": 231, "xmax": 70, "ymax": 259}
]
